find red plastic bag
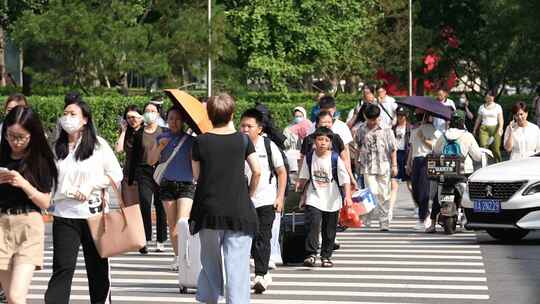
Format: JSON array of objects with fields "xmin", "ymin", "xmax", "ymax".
[{"xmin": 339, "ymin": 204, "xmax": 363, "ymax": 228}]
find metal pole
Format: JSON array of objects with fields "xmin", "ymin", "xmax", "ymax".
[
  {"xmin": 207, "ymin": 0, "xmax": 212, "ymax": 97},
  {"xmin": 408, "ymin": 0, "xmax": 413, "ymax": 96}
]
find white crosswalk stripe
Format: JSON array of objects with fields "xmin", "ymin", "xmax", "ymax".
[{"xmin": 27, "ymin": 216, "xmax": 490, "ymax": 303}]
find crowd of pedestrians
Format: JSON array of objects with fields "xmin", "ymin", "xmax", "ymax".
[{"xmin": 0, "ymin": 87, "xmax": 540, "ymax": 304}]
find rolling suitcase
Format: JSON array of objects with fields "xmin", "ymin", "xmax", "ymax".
[
  {"xmin": 177, "ymin": 218, "xmax": 202, "ymax": 293},
  {"xmin": 280, "ymin": 211, "xmax": 307, "ymax": 265}
]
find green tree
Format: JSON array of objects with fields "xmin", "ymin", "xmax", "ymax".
[
  {"xmin": 10, "ymin": 0, "xmax": 169, "ymax": 94},
  {"xmin": 0, "ymin": 0, "xmax": 48, "ymax": 89},
  {"xmin": 225, "ymin": 0, "xmax": 381, "ymax": 93},
  {"xmin": 418, "ymin": 0, "xmax": 539, "ymax": 96}
]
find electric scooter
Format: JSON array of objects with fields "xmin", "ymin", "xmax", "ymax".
[{"xmin": 427, "ymin": 154, "xmax": 466, "ymax": 234}]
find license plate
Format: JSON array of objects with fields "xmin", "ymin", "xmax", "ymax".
[{"xmin": 473, "ymin": 199, "xmax": 501, "ymax": 213}]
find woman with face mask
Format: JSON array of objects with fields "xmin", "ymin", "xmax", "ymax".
[
  {"xmin": 283, "ymin": 106, "xmax": 311, "ymax": 152},
  {"xmin": 139, "ymin": 103, "xmax": 169, "ymax": 254},
  {"xmin": 44, "ymin": 101, "xmax": 123, "ymax": 304}
]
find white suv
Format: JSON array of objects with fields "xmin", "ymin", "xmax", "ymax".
[{"xmin": 462, "ymin": 153, "xmax": 540, "ymax": 241}]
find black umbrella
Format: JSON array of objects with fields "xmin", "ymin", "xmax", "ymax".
[{"xmin": 397, "ymin": 96, "xmax": 453, "ymax": 120}]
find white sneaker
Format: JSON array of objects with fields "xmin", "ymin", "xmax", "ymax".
[
  {"xmin": 264, "ymin": 273, "xmax": 272, "ymax": 285},
  {"xmin": 414, "ymin": 221, "xmax": 425, "ymax": 231},
  {"xmin": 170, "ymin": 257, "xmax": 179, "ymax": 271},
  {"xmin": 253, "ymin": 275, "xmax": 269, "ymax": 294},
  {"xmin": 424, "ymin": 217, "xmax": 432, "ymax": 229},
  {"xmin": 155, "ymin": 242, "xmax": 165, "ymax": 252},
  {"xmin": 268, "ymin": 261, "xmax": 276, "ymax": 270},
  {"xmin": 249, "ymin": 259, "xmax": 255, "ymax": 268}
]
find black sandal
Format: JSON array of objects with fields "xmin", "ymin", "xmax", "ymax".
[
  {"xmin": 303, "ymin": 255, "xmax": 316, "ymax": 267},
  {"xmin": 321, "ymin": 258, "xmax": 334, "ymax": 268}
]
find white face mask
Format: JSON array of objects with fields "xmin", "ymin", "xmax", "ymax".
[
  {"xmin": 59, "ymin": 115, "xmax": 82, "ymax": 134},
  {"xmin": 143, "ymin": 112, "xmax": 159, "ymax": 124}
]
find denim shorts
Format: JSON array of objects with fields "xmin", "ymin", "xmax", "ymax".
[{"xmin": 159, "ymin": 180, "xmax": 195, "ymax": 201}]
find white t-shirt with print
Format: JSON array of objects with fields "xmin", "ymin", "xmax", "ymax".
[
  {"xmin": 395, "ymin": 125, "xmax": 407, "ymax": 150},
  {"xmin": 245, "ymin": 136, "xmax": 285, "ymax": 208},
  {"xmin": 478, "ymin": 103, "xmax": 502, "ymax": 126},
  {"xmin": 299, "ymin": 152, "xmax": 350, "ymax": 212},
  {"xmin": 503, "ymin": 122, "xmax": 540, "ymax": 160}
]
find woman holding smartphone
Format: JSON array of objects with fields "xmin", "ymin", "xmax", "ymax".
[
  {"xmin": 45, "ymin": 100, "xmax": 122, "ymax": 304},
  {"xmin": 0, "ymin": 106, "xmax": 58, "ymax": 304},
  {"xmin": 503, "ymin": 102, "xmax": 540, "ymax": 160}
]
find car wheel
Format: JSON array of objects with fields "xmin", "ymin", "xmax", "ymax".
[{"xmin": 486, "ymin": 228, "xmax": 529, "ymax": 242}]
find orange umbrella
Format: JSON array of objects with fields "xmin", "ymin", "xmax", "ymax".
[{"xmin": 164, "ymin": 89, "xmax": 213, "ymax": 134}]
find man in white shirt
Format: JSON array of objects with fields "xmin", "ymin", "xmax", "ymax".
[
  {"xmin": 432, "ymin": 89, "xmax": 456, "ymax": 132},
  {"xmin": 376, "ymin": 87, "xmax": 398, "ymax": 128},
  {"xmin": 240, "ymin": 109, "xmax": 286, "ymax": 294}
]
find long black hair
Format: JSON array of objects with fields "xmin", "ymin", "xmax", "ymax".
[
  {"xmin": 0, "ymin": 106, "xmax": 58, "ymax": 192},
  {"xmin": 123, "ymin": 104, "xmax": 143, "ymax": 184},
  {"xmin": 55, "ymin": 101, "xmax": 98, "ymax": 161}
]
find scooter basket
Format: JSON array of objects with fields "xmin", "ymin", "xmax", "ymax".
[{"xmin": 426, "ymin": 154, "xmax": 463, "ymax": 180}]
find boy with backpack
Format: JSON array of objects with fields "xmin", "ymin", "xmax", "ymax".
[
  {"xmin": 354, "ymin": 104, "xmax": 398, "ymax": 231},
  {"xmin": 296, "ymin": 127, "xmax": 353, "ymax": 268},
  {"xmin": 240, "ymin": 109, "xmax": 287, "ymax": 294}
]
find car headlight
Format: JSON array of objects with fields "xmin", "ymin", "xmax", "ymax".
[{"xmin": 523, "ymin": 182, "xmax": 540, "ymax": 196}]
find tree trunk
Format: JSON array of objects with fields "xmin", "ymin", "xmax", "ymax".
[
  {"xmin": 22, "ymin": 48, "xmax": 32, "ymax": 96},
  {"xmin": 329, "ymin": 75, "xmax": 339, "ymax": 96},
  {"xmin": 119, "ymin": 72, "xmax": 129, "ymax": 96},
  {"xmin": 303, "ymin": 73, "xmax": 313, "ymax": 92},
  {"xmin": 345, "ymin": 75, "xmax": 358, "ymax": 94},
  {"xmin": 0, "ymin": 26, "xmax": 6, "ymax": 87}
]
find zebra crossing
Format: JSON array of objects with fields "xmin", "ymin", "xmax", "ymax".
[{"xmin": 27, "ymin": 216, "xmax": 490, "ymax": 304}]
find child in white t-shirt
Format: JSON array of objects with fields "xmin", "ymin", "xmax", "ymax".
[
  {"xmin": 296, "ymin": 127, "xmax": 352, "ymax": 268},
  {"xmin": 241, "ymin": 109, "xmax": 286, "ymax": 294}
]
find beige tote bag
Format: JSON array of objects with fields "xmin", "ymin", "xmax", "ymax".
[{"xmin": 87, "ymin": 176, "xmax": 146, "ymax": 258}]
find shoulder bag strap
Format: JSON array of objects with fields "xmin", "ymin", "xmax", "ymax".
[
  {"xmin": 377, "ymin": 100, "xmax": 393, "ymax": 120},
  {"xmin": 160, "ymin": 134, "xmax": 189, "ymax": 173},
  {"xmin": 264, "ymin": 137, "xmax": 275, "ymax": 183}
]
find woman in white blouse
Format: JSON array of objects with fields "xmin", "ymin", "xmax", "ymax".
[
  {"xmin": 503, "ymin": 102, "xmax": 540, "ymax": 160},
  {"xmin": 473, "ymin": 92, "xmax": 504, "ymax": 162},
  {"xmin": 44, "ymin": 101, "xmax": 123, "ymax": 304}
]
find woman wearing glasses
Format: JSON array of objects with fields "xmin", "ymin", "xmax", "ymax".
[{"xmin": 0, "ymin": 106, "xmax": 58, "ymax": 304}]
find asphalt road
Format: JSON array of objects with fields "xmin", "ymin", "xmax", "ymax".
[{"xmin": 24, "ymin": 183, "xmax": 540, "ymax": 303}]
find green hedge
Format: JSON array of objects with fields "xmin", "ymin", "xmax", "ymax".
[
  {"xmin": 0, "ymin": 93, "xmax": 536, "ymax": 148},
  {"xmin": 0, "ymin": 94, "xmax": 357, "ymax": 146}
]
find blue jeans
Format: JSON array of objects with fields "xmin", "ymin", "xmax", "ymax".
[{"xmin": 196, "ymin": 229, "xmax": 253, "ymax": 304}]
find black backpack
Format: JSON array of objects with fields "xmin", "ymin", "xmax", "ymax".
[
  {"xmin": 305, "ymin": 150, "xmax": 343, "ymax": 198},
  {"xmin": 263, "ymin": 137, "xmax": 291, "ymax": 197}
]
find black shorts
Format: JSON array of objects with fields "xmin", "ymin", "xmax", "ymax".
[{"xmin": 159, "ymin": 180, "xmax": 195, "ymax": 201}]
